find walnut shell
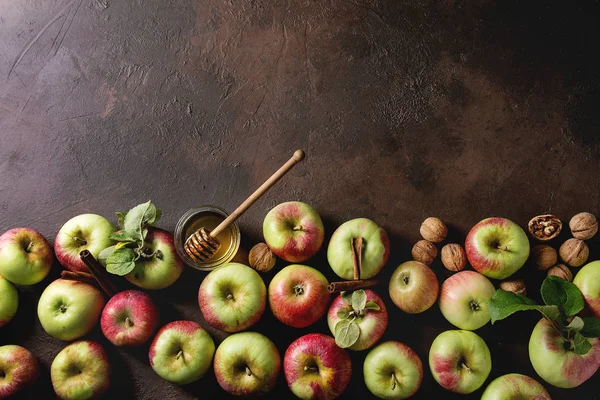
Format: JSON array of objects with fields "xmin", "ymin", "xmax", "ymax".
[
  {"xmin": 248, "ymin": 243, "xmax": 276, "ymax": 272},
  {"xmin": 528, "ymin": 214, "xmax": 562, "ymax": 242},
  {"xmin": 531, "ymin": 245, "xmax": 557, "ymax": 271},
  {"xmin": 559, "ymin": 238, "xmax": 589, "ymax": 267},
  {"xmin": 547, "ymin": 264, "xmax": 573, "ymax": 282},
  {"xmin": 569, "ymin": 212, "xmax": 598, "ymax": 240},
  {"xmin": 499, "ymin": 279, "xmax": 527, "ymax": 296},
  {"xmin": 441, "ymin": 243, "xmax": 466, "ymax": 272},
  {"xmin": 411, "ymin": 240, "xmax": 438, "ymax": 265},
  {"xmin": 420, "ymin": 217, "xmax": 447, "ymax": 243}
]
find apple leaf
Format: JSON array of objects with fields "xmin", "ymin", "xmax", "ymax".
[
  {"xmin": 334, "ymin": 320, "xmax": 360, "ymax": 348},
  {"xmin": 115, "ymin": 241, "xmax": 131, "ymax": 250},
  {"xmin": 98, "ymin": 245, "xmax": 116, "ymax": 265},
  {"xmin": 489, "ymin": 289, "xmax": 561, "ymax": 324},
  {"xmin": 573, "ymin": 332, "xmax": 593, "ymax": 355},
  {"xmin": 581, "ymin": 317, "xmax": 600, "ymax": 338},
  {"xmin": 541, "ymin": 276, "xmax": 585, "ymax": 318},
  {"xmin": 106, "ymin": 248, "xmax": 136, "ymax": 276},
  {"xmin": 341, "ymin": 291, "xmax": 353, "ymax": 306},
  {"xmin": 116, "ymin": 212, "xmax": 128, "ymax": 229},
  {"xmin": 122, "ymin": 201, "xmax": 161, "ymax": 242},
  {"xmin": 337, "ymin": 307, "xmax": 352, "ymax": 320},
  {"xmin": 566, "ymin": 316, "xmax": 585, "ymax": 333},
  {"xmin": 109, "ymin": 230, "xmax": 139, "ymax": 243},
  {"xmin": 352, "ymin": 290, "xmax": 367, "ymax": 312},
  {"xmin": 364, "ymin": 300, "xmax": 380, "ymax": 311}
]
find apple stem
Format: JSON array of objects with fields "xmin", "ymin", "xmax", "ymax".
[
  {"xmin": 176, "ymin": 350, "xmax": 183, "ymax": 360},
  {"xmin": 73, "ymin": 236, "xmax": 87, "ymax": 246},
  {"xmin": 226, "ymin": 293, "xmax": 234, "ymax": 300},
  {"xmin": 461, "ymin": 363, "xmax": 471, "ymax": 374},
  {"xmin": 26, "ymin": 241, "xmax": 34, "ymax": 252},
  {"xmin": 125, "ymin": 317, "xmax": 133, "ymax": 327},
  {"xmin": 391, "ymin": 373, "xmax": 397, "ymax": 390},
  {"xmin": 497, "ymin": 245, "xmax": 509, "ymax": 251},
  {"xmin": 293, "ymin": 285, "xmax": 305, "ymax": 296},
  {"xmin": 245, "ymin": 366, "xmax": 253, "ymax": 376},
  {"xmin": 292, "ymin": 225, "xmax": 303, "ymax": 231},
  {"xmin": 303, "ymin": 366, "xmax": 318, "ymax": 372}
]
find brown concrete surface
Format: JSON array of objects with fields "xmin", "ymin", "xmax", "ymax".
[{"xmin": 1, "ymin": 0, "xmax": 600, "ymax": 398}]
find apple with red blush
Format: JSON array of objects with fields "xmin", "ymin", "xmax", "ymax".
[
  {"xmin": 284, "ymin": 333, "xmax": 351, "ymax": 399},
  {"xmin": 574, "ymin": 260, "xmax": 600, "ymax": 318},
  {"xmin": 101, "ymin": 290, "xmax": 160, "ymax": 347},
  {"xmin": 0, "ymin": 345, "xmax": 39, "ymax": 398},
  {"xmin": 269, "ymin": 264, "xmax": 330, "ymax": 328},
  {"xmin": 389, "ymin": 261, "xmax": 438, "ymax": 314},
  {"xmin": 263, "ymin": 201, "xmax": 325, "ymax": 263},
  {"xmin": 0, "ymin": 227, "xmax": 53, "ymax": 285},
  {"xmin": 481, "ymin": 373, "xmax": 550, "ymax": 400}
]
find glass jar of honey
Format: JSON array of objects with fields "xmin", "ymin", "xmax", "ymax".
[{"xmin": 174, "ymin": 205, "xmax": 241, "ymax": 271}]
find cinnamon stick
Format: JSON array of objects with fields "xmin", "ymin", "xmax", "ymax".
[
  {"xmin": 79, "ymin": 250, "xmax": 118, "ymax": 297},
  {"xmin": 327, "ymin": 279, "xmax": 380, "ymax": 293},
  {"xmin": 351, "ymin": 237, "xmax": 363, "ymax": 280},
  {"xmin": 61, "ymin": 270, "xmax": 98, "ymax": 286}
]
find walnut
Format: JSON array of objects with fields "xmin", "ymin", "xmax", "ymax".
[
  {"xmin": 499, "ymin": 279, "xmax": 527, "ymax": 296},
  {"xmin": 547, "ymin": 264, "xmax": 573, "ymax": 282},
  {"xmin": 420, "ymin": 217, "xmax": 447, "ymax": 243},
  {"xmin": 248, "ymin": 243, "xmax": 276, "ymax": 272},
  {"xmin": 559, "ymin": 238, "xmax": 589, "ymax": 267},
  {"xmin": 441, "ymin": 243, "xmax": 466, "ymax": 272},
  {"xmin": 532, "ymin": 245, "xmax": 557, "ymax": 270},
  {"xmin": 569, "ymin": 212, "xmax": 598, "ymax": 240},
  {"xmin": 528, "ymin": 215, "xmax": 562, "ymax": 242},
  {"xmin": 411, "ymin": 240, "xmax": 438, "ymax": 265}
]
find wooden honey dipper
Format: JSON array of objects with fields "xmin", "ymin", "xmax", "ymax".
[{"xmin": 184, "ymin": 149, "xmax": 305, "ymax": 263}]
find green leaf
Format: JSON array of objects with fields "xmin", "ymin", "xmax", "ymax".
[
  {"xmin": 566, "ymin": 316, "xmax": 585, "ymax": 333},
  {"xmin": 573, "ymin": 332, "xmax": 593, "ymax": 355},
  {"xmin": 489, "ymin": 289, "xmax": 561, "ymax": 324},
  {"xmin": 116, "ymin": 212, "xmax": 128, "ymax": 229},
  {"xmin": 541, "ymin": 276, "xmax": 585, "ymax": 318},
  {"xmin": 109, "ymin": 230, "xmax": 139, "ymax": 242},
  {"xmin": 341, "ymin": 291, "xmax": 353, "ymax": 306},
  {"xmin": 364, "ymin": 300, "xmax": 380, "ymax": 311},
  {"xmin": 581, "ymin": 317, "xmax": 600, "ymax": 338},
  {"xmin": 115, "ymin": 241, "xmax": 131, "ymax": 250},
  {"xmin": 98, "ymin": 245, "xmax": 116, "ymax": 265},
  {"xmin": 123, "ymin": 201, "xmax": 158, "ymax": 241},
  {"xmin": 334, "ymin": 320, "xmax": 360, "ymax": 348},
  {"xmin": 106, "ymin": 248, "xmax": 136, "ymax": 276},
  {"xmin": 352, "ymin": 290, "xmax": 367, "ymax": 311},
  {"xmin": 337, "ymin": 307, "xmax": 352, "ymax": 320}
]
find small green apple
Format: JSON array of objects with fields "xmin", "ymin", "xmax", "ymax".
[
  {"xmin": 363, "ymin": 341, "xmax": 423, "ymax": 399},
  {"xmin": 0, "ymin": 274, "xmax": 18, "ymax": 327},
  {"xmin": 0, "ymin": 227, "xmax": 53, "ymax": 285},
  {"xmin": 38, "ymin": 279, "xmax": 105, "ymax": 341},
  {"xmin": 481, "ymin": 373, "xmax": 550, "ymax": 400},
  {"xmin": 573, "ymin": 260, "xmax": 600, "ymax": 318}
]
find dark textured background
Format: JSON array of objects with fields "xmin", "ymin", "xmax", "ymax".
[{"xmin": 1, "ymin": 0, "xmax": 600, "ymax": 398}]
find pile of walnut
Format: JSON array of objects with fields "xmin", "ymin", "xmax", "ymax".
[
  {"xmin": 411, "ymin": 217, "xmax": 467, "ymax": 272},
  {"xmin": 529, "ymin": 212, "xmax": 597, "ymax": 282}
]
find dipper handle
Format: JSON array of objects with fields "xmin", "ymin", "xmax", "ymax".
[{"xmin": 210, "ymin": 150, "xmax": 305, "ymax": 237}]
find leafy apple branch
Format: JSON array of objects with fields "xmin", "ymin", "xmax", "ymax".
[
  {"xmin": 334, "ymin": 289, "xmax": 381, "ymax": 348},
  {"xmin": 489, "ymin": 276, "xmax": 600, "ymax": 355},
  {"xmin": 98, "ymin": 201, "xmax": 162, "ymax": 276}
]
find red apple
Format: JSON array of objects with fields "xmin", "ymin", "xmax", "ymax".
[
  {"xmin": 284, "ymin": 333, "xmax": 352, "ymax": 400},
  {"xmin": 0, "ymin": 227, "xmax": 53, "ymax": 285},
  {"xmin": 101, "ymin": 290, "xmax": 160, "ymax": 347},
  {"xmin": 268, "ymin": 264, "xmax": 331, "ymax": 328},
  {"xmin": 263, "ymin": 202, "xmax": 325, "ymax": 263},
  {"xmin": 327, "ymin": 289, "xmax": 388, "ymax": 351},
  {"xmin": 0, "ymin": 345, "xmax": 39, "ymax": 398}
]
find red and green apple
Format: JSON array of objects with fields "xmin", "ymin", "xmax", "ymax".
[
  {"xmin": 573, "ymin": 260, "xmax": 600, "ymax": 318},
  {"xmin": 0, "ymin": 345, "xmax": 39, "ymax": 398},
  {"xmin": 0, "ymin": 274, "xmax": 18, "ymax": 327},
  {"xmin": 481, "ymin": 373, "xmax": 550, "ymax": 400},
  {"xmin": 101, "ymin": 290, "xmax": 159, "ymax": 347},
  {"xmin": 389, "ymin": 261, "xmax": 438, "ymax": 314},
  {"xmin": 0, "ymin": 227, "xmax": 53, "ymax": 285}
]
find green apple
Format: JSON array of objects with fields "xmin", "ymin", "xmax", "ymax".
[
  {"xmin": 481, "ymin": 373, "xmax": 550, "ymax": 400},
  {"xmin": 389, "ymin": 261, "xmax": 438, "ymax": 314},
  {"xmin": 263, "ymin": 201, "xmax": 325, "ymax": 263},
  {"xmin": 429, "ymin": 330, "xmax": 492, "ymax": 394},
  {"xmin": 0, "ymin": 274, "xmax": 18, "ymax": 327},
  {"xmin": 439, "ymin": 270, "xmax": 495, "ymax": 330},
  {"xmin": 0, "ymin": 227, "xmax": 53, "ymax": 285},
  {"xmin": 529, "ymin": 318, "xmax": 600, "ymax": 388},
  {"xmin": 149, "ymin": 320, "xmax": 215, "ymax": 384},
  {"xmin": 214, "ymin": 332, "xmax": 281, "ymax": 396},
  {"xmin": 55, "ymin": 214, "xmax": 115, "ymax": 273},
  {"xmin": 51, "ymin": 341, "xmax": 110, "ymax": 400},
  {"xmin": 38, "ymin": 279, "xmax": 105, "ymax": 341},
  {"xmin": 198, "ymin": 263, "xmax": 266, "ymax": 332},
  {"xmin": 327, "ymin": 218, "xmax": 389, "ymax": 280},
  {"xmin": 363, "ymin": 341, "xmax": 423, "ymax": 399},
  {"xmin": 126, "ymin": 228, "xmax": 184, "ymax": 290},
  {"xmin": 573, "ymin": 260, "xmax": 600, "ymax": 318},
  {"xmin": 465, "ymin": 217, "xmax": 530, "ymax": 279}
]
